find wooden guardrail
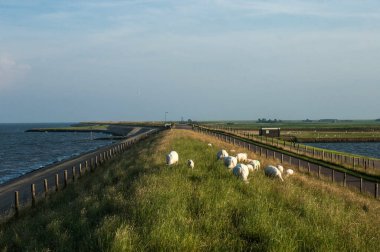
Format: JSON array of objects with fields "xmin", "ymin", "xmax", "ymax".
[
  {"xmin": 0, "ymin": 128, "xmax": 164, "ymax": 220},
  {"xmin": 202, "ymin": 126, "xmax": 380, "ymax": 172},
  {"xmin": 195, "ymin": 125, "xmax": 379, "ymax": 199}
]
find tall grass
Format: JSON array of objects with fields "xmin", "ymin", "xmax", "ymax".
[{"xmin": 0, "ymin": 130, "xmax": 379, "ymax": 251}]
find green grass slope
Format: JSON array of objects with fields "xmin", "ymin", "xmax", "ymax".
[{"xmin": 0, "ymin": 130, "xmax": 379, "ymax": 251}]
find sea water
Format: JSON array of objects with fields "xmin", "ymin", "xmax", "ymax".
[
  {"xmin": 0, "ymin": 123, "xmax": 113, "ymax": 185},
  {"xmin": 304, "ymin": 142, "xmax": 380, "ymax": 159}
]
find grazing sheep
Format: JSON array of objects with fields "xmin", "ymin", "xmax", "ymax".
[
  {"xmin": 187, "ymin": 159, "xmax": 194, "ymax": 169},
  {"xmin": 224, "ymin": 156, "xmax": 237, "ymax": 169},
  {"xmin": 285, "ymin": 169, "xmax": 294, "ymax": 177},
  {"xmin": 264, "ymin": 165, "xmax": 284, "ymax": 182},
  {"xmin": 248, "ymin": 160, "xmax": 261, "ymax": 170},
  {"xmin": 208, "ymin": 143, "xmax": 212, "ymax": 147},
  {"xmin": 277, "ymin": 165, "xmax": 284, "ymax": 173},
  {"xmin": 233, "ymin": 164, "xmax": 250, "ymax": 183},
  {"xmin": 236, "ymin": 153, "xmax": 248, "ymax": 162},
  {"xmin": 246, "ymin": 164, "xmax": 255, "ymax": 172},
  {"xmin": 217, "ymin": 149, "xmax": 229, "ymax": 160},
  {"xmin": 166, "ymin": 151, "xmax": 179, "ymax": 165}
]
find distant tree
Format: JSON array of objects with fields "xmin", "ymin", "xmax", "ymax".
[{"xmin": 376, "ymin": 119, "xmax": 380, "ymax": 122}]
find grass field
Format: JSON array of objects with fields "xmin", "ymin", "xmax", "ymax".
[{"xmin": 1, "ymin": 130, "xmax": 379, "ymax": 251}]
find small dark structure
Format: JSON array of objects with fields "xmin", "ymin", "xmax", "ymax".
[{"xmin": 259, "ymin": 128, "xmax": 280, "ymax": 137}]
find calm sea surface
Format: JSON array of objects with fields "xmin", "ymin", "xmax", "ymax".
[
  {"xmin": 304, "ymin": 142, "xmax": 380, "ymax": 159},
  {"xmin": 0, "ymin": 123, "xmax": 113, "ymax": 185}
]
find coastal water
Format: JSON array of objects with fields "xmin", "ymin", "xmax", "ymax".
[
  {"xmin": 304, "ymin": 142, "xmax": 380, "ymax": 159},
  {"xmin": 0, "ymin": 123, "xmax": 113, "ymax": 185}
]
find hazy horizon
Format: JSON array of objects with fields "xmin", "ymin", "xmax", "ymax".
[{"xmin": 1, "ymin": 1, "xmax": 380, "ymax": 123}]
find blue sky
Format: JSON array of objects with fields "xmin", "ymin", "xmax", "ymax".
[{"xmin": 1, "ymin": 0, "xmax": 380, "ymax": 122}]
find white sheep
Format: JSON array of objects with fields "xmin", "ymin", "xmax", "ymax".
[
  {"xmin": 187, "ymin": 159, "xmax": 194, "ymax": 169},
  {"xmin": 246, "ymin": 164, "xmax": 255, "ymax": 172},
  {"xmin": 166, "ymin": 151, "xmax": 179, "ymax": 165},
  {"xmin": 247, "ymin": 160, "xmax": 261, "ymax": 170},
  {"xmin": 264, "ymin": 165, "xmax": 284, "ymax": 182},
  {"xmin": 232, "ymin": 164, "xmax": 250, "ymax": 183},
  {"xmin": 236, "ymin": 153, "xmax": 248, "ymax": 162},
  {"xmin": 277, "ymin": 165, "xmax": 284, "ymax": 173},
  {"xmin": 223, "ymin": 156, "xmax": 237, "ymax": 169},
  {"xmin": 285, "ymin": 169, "xmax": 294, "ymax": 177},
  {"xmin": 217, "ymin": 149, "xmax": 229, "ymax": 160},
  {"xmin": 208, "ymin": 143, "xmax": 212, "ymax": 147}
]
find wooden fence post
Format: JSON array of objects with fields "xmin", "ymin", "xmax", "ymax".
[
  {"xmin": 308, "ymin": 162, "xmax": 311, "ymax": 174},
  {"xmin": 343, "ymin": 173, "xmax": 347, "ymax": 187},
  {"xmin": 281, "ymin": 154, "xmax": 284, "ymax": 164},
  {"xmin": 72, "ymin": 166, "xmax": 76, "ymax": 181},
  {"xmin": 15, "ymin": 191, "xmax": 19, "ymax": 217},
  {"xmin": 273, "ymin": 151, "xmax": 275, "ymax": 160},
  {"xmin": 318, "ymin": 166, "xmax": 321, "ymax": 179},
  {"xmin": 55, "ymin": 174, "xmax": 59, "ymax": 192},
  {"xmin": 44, "ymin": 179, "xmax": 48, "ymax": 197},
  {"xmin": 298, "ymin": 159, "xmax": 301, "ymax": 170},
  {"xmin": 79, "ymin": 164, "xmax": 83, "ymax": 177},
  {"xmin": 265, "ymin": 149, "xmax": 268, "ymax": 158},
  {"xmin": 332, "ymin": 170, "xmax": 335, "ymax": 183},
  {"xmin": 360, "ymin": 178, "xmax": 363, "ymax": 193},
  {"xmin": 64, "ymin": 170, "xmax": 68, "ymax": 188},
  {"xmin": 31, "ymin": 184, "xmax": 36, "ymax": 207},
  {"xmin": 376, "ymin": 183, "xmax": 379, "ymax": 199}
]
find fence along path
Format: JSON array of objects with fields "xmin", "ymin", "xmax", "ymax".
[
  {"xmin": 0, "ymin": 128, "xmax": 162, "ymax": 218},
  {"xmin": 207, "ymin": 127, "xmax": 380, "ymax": 172},
  {"xmin": 195, "ymin": 126, "xmax": 380, "ymax": 199}
]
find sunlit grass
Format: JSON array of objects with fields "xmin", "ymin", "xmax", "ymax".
[{"xmin": 0, "ymin": 129, "xmax": 379, "ymax": 251}]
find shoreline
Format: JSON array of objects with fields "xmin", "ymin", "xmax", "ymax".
[{"xmin": 0, "ymin": 140, "xmax": 115, "ymax": 188}]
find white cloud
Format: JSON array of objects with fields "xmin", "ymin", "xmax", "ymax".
[{"xmin": 0, "ymin": 55, "xmax": 31, "ymax": 90}]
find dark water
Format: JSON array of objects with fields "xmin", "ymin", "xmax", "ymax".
[
  {"xmin": 304, "ymin": 142, "xmax": 380, "ymax": 159},
  {"xmin": 0, "ymin": 123, "xmax": 113, "ymax": 185}
]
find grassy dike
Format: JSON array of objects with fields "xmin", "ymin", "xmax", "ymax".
[{"xmin": 1, "ymin": 130, "xmax": 379, "ymax": 251}]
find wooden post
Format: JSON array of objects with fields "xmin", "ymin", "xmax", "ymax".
[
  {"xmin": 31, "ymin": 184, "xmax": 36, "ymax": 207},
  {"xmin": 273, "ymin": 151, "xmax": 275, "ymax": 160},
  {"xmin": 298, "ymin": 159, "xmax": 301, "ymax": 170},
  {"xmin": 265, "ymin": 149, "xmax": 268, "ymax": 158},
  {"xmin": 318, "ymin": 166, "xmax": 321, "ymax": 179},
  {"xmin": 64, "ymin": 170, "xmax": 68, "ymax": 188},
  {"xmin": 353, "ymin": 157, "xmax": 355, "ymax": 169},
  {"xmin": 332, "ymin": 169, "xmax": 335, "ymax": 183},
  {"xmin": 343, "ymin": 173, "xmax": 347, "ymax": 187},
  {"xmin": 376, "ymin": 183, "xmax": 379, "ymax": 199},
  {"xmin": 360, "ymin": 178, "xmax": 363, "ymax": 193},
  {"xmin": 281, "ymin": 154, "xmax": 284, "ymax": 164},
  {"xmin": 79, "ymin": 164, "xmax": 83, "ymax": 177},
  {"xmin": 15, "ymin": 191, "xmax": 19, "ymax": 217},
  {"xmin": 308, "ymin": 162, "xmax": 311, "ymax": 174},
  {"xmin": 72, "ymin": 166, "xmax": 76, "ymax": 181},
  {"xmin": 44, "ymin": 179, "xmax": 48, "ymax": 197},
  {"xmin": 289, "ymin": 156, "xmax": 292, "ymax": 165},
  {"xmin": 248, "ymin": 144, "xmax": 251, "ymax": 151},
  {"xmin": 85, "ymin": 161, "xmax": 89, "ymax": 172},
  {"xmin": 55, "ymin": 174, "xmax": 59, "ymax": 192}
]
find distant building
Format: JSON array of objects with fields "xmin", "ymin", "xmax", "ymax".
[{"xmin": 259, "ymin": 128, "xmax": 280, "ymax": 137}]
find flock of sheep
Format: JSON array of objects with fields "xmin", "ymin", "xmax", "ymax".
[{"xmin": 165, "ymin": 144, "xmax": 294, "ymax": 183}]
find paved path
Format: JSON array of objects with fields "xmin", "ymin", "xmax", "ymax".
[{"xmin": 0, "ymin": 127, "xmax": 158, "ymax": 217}]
